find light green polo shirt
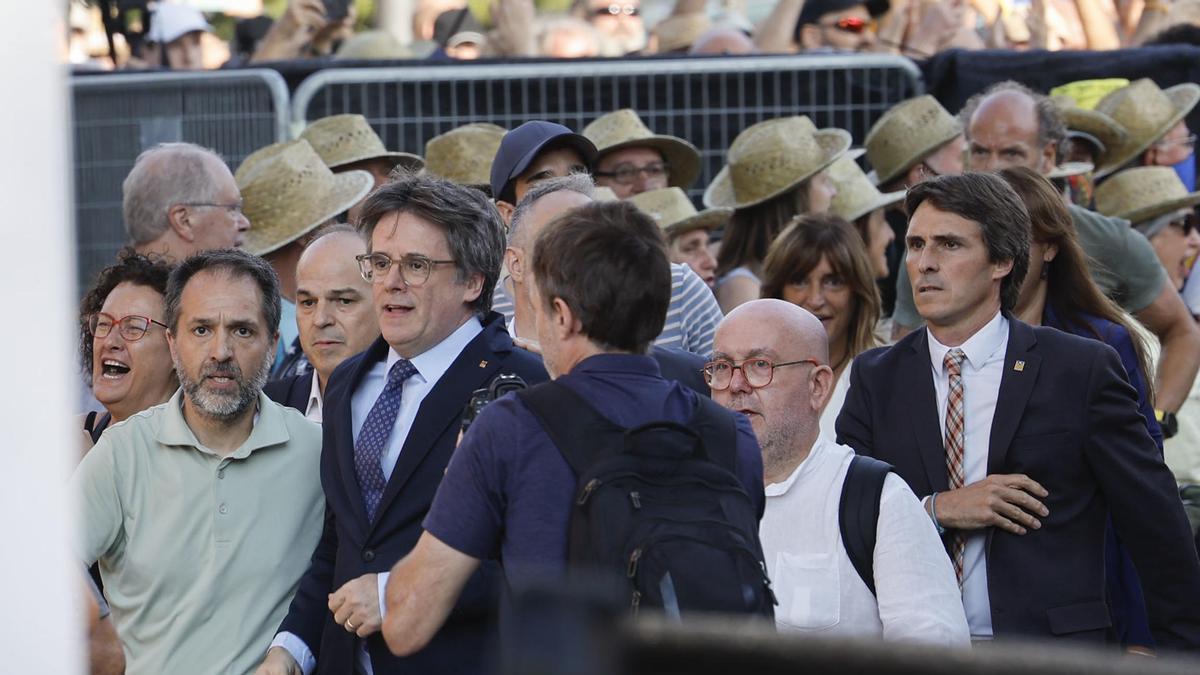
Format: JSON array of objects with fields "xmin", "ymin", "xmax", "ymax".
[{"xmin": 72, "ymin": 389, "xmax": 325, "ymax": 675}]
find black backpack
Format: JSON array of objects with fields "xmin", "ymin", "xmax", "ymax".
[
  {"xmin": 838, "ymin": 454, "xmax": 894, "ymax": 596},
  {"xmin": 516, "ymin": 381, "xmax": 777, "ymax": 620}
]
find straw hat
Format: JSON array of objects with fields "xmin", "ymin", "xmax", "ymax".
[
  {"xmin": 300, "ymin": 114, "xmax": 424, "ymax": 174},
  {"xmin": 236, "ymin": 140, "xmax": 373, "ymax": 256},
  {"xmin": 1051, "ymin": 96, "xmax": 1127, "ymax": 158},
  {"xmin": 652, "ymin": 12, "xmax": 712, "ymax": 52},
  {"xmin": 865, "ymin": 95, "xmax": 961, "ymax": 187},
  {"xmin": 828, "ymin": 154, "xmax": 904, "ymax": 223},
  {"xmin": 629, "ymin": 187, "xmax": 732, "ymax": 237},
  {"xmin": 423, "ymin": 123, "xmax": 507, "ymax": 187},
  {"xmin": 335, "ymin": 30, "xmax": 414, "ymax": 60},
  {"xmin": 1094, "ymin": 166, "xmax": 1200, "ymax": 225},
  {"xmin": 703, "ymin": 116, "xmax": 851, "ymax": 209},
  {"xmin": 583, "ymin": 109, "xmax": 702, "ymax": 190},
  {"xmin": 1093, "ymin": 79, "xmax": 1200, "ymax": 179}
]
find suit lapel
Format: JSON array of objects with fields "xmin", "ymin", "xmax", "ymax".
[
  {"xmin": 368, "ymin": 319, "xmax": 511, "ymax": 535},
  {"xmin": 906, "ymin": 330, "xmax": 951, "ymax": 494},
  {"xmin": 987, "ymin": 318, "xmax": 1040, "ymax": 475},
  {"xmin": 337, "ymin": 337, "xmax": 392, "ymax": 528}
]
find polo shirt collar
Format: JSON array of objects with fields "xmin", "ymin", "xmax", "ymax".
[{"xmin": 156, "ymin": 388, "xmax": 291, "ymax": 459}]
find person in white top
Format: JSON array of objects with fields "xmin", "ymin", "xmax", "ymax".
[
  {"xmin": 760, "ymin": 214, "xmax": 884, "ymax": 441},
  {"xmin": 711, "ymin": 298, "xmax": 970, "ymax": 647}
]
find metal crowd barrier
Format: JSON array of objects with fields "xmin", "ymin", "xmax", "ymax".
[
  {"xmin": 72, "ymin": 69, "xmax": 289, "ymax": 297},
  {"xmin": 290, "ymin": 54, "xmax": 925, "ymax": 200}
]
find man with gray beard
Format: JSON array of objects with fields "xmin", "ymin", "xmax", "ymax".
[{"xmin": 72, "ymin": 249, "xmax": 325, "ymax": 675}]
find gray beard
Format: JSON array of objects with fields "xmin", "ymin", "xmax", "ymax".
[
  {"xmin": 175, "ymin": 348, "xmax": 273, "ymax": 423},
  {"xmin": 759, "ymin": 417, "xmax": 811, "ymax": 481}
]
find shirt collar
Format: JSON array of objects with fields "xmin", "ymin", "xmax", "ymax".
[
  {"xmin": 927, "ymin": 310, "xmax": 1008, "ymax": 377},
  {"xmin": 764, "ymin": 437, "xmax": 828, "ymax": 497},
  {"xmin": 155, "ymin": 388, "xmax": 290, "ymax": 459},
  {"xmin": 386, "ymin": 315, "xmax": 484, "ymax": 385},
  {"xmin": 305, "ymin": 372, "xmax": 323, "ymax": 420}
]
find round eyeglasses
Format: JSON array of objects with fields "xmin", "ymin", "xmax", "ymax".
[
  {"xmin": 702, "ymin": 357, "xmax": 821, "ymax": 391},
  {"xmin": 356, "ymin": 252, "xmax": 456, "ymax": 286},
  {"xmin": 593, "ymin": 162, "xmax": 670, "ymax": 186},
  {"xmin": 89, "ymin": 312, "xmax": 168, "ymax": 341}
]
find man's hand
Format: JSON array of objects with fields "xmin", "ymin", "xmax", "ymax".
[
  {"xmin": 934, "ymin": 474, "xmax": 1049, "ymax": 535},
  {"xmin": 329, "ymin": 573, "xmax": 381, "ymax": 638},
  {"xmin": 255, "ymin": 647, "xmax": 301, "ymax": 675}
]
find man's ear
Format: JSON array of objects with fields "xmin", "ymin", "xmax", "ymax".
[
  {"xmin": 993, "ymin": 257, "xmax": 1015, "ymax": 281},
  {"xmin": 167, "ymin": 204, "xmax": 196, "ymax": 243},
  {"xmin": 1039, "ymin": 142, "xmax": 1058, "ymax": 175},
  {"xmin": 551, "ymin": 296, "xmax": 577, "ymax": 341},
  {"xmin": 495, "ymin": 201, "xmax": 515, "ymax": 226},
  {"xmin": 810, "ymin": 364, "xmax": 836, "ymax": 413},
  {"xmin": 504, "ymin": 247, "xmax": 525, "ymax": 283},
  {"xmin": 461, "ymin": 271, "xmax": 485, "ymax": 305},
  {"xmin": 165, "ymin": 328, "xmax": 179, "ymax": 362}
]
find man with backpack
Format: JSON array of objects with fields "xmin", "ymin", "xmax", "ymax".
[
  {"xmin": 712, "ymin": 299, "xmax": 970, "ymax": 646},
  {"xmin": 380, "ymin": 200, "xmax": 771, "ymax": 659}
]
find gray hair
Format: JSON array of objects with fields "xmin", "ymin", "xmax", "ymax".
[
  {"xmin": 358, "ymin": 173, "xmax": 505, "ymax": 316},
  {"xmin": 959, "ymin": 81, "xmax": 1066, "ymax": 161},
  {"xmin": 307, "ymin": 221, "xmax": 361, "ymax": 246},
  {"xmin": 122, "ymin": 143, "xmax": 228, "ymax": 246},
  {"xmin": 164, "ymin": 248, "xmax": 282, "ymax": 336},
  {"xmin": 509, "ymin": 173, "xmax": 596, "ymax": 247}
]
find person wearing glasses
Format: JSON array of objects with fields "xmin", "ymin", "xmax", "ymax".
[
  {"xmin": 78, "ymin": 250, "xmax": 178, "ymax": 447},
  {"xmin": 1097, "ymin": 167, "xmax": 1200, "ymax": 295},
  {"xmin": 123, "ymin": 142, "xmax": 250, "ymax": 262},
  {"xmin": 760, "ymin": 214, "xmax": 884, "ymax": 441},
  {"xmin": 573, "ymin": 0, "xmax": 647, "ymax": 54},
  {"xmin": 794, "ymin": 0, "xmax": 888, "ymax": 52},
  {"xmin": 583, "ymin": 109, "xmax": 702, "ymax": 200},
  {"xmin": 710, "ymin": 298, "xmax": 968, "ymax": 644},
  {"xmin": 258, "ymin": 173, "xmax": 545, "ymax": 675}
]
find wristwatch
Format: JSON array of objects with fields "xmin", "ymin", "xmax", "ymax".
[{"xmin": 1155, "ymin": 410, "xmax": 1179, "ymax": 439}]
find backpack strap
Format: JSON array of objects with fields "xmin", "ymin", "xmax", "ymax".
[
  {"xmin": 839, "ymin": 454, "xmax": 893, "ymax": 596},
  {"xmin": 515, "ymin": 381, "xmax": 624, "ymax": 477}
]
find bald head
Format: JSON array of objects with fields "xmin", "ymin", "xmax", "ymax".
[
  {"xmin": 689, "ymin": 27, "xmax": 756, "ymax": 55},
  {"xmin": 719, "ymin": 299, "xmax": 830, "ymax": 365},
  {"xmin": 965, "ymin": 83, "xmax": 1063, "ymax": 174}
]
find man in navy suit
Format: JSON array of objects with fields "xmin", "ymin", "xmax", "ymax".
[
  {"xmin": 258, "ymin": 174, "xmax": 546, "ymax": 674},
  {"xmin": 836, "ymin": 173, "xmax": 1200, "ymax": 649},
  {"xmin": 265, "ymin": 224, "xmax": 381, "ymax": 421}
]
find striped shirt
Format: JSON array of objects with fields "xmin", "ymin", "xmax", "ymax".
[{"xmin": 492, "ymin": 263, "xmax": 722, "ymax": 357}]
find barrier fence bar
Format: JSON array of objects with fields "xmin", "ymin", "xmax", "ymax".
[{"xmin": 71, "ymin": 69, "xmax": 290, "ymax": 297}]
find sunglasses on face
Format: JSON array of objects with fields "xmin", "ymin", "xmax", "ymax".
[
  {"xmin": 1169, "ymin": 212, "xmax": 1199, "ymax": 236},
  {"xmin": 820, "ymin": 16, "xmax": 868, "ymax": 33}
]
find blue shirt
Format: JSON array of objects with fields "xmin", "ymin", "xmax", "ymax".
[{"xmin": 423, "ymin": 353, "xmax": 764, "ymax": 587}]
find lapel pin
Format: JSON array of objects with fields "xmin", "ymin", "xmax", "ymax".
[
  {"xmin": 479, "ymin": 360, "xmax": 489, "ymax": 368},
  {"xmin": 1014, "ymin": 360, "xmax": 1025, "ymax": 372}
]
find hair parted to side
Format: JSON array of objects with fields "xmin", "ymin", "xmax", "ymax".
[
  {"xmin": 760, "ymin": 214, "xmax": 881, "ymax": 361},
  {"xmin": 123, "ymin": 143, "xmax": 227, "ymax": 246},
  {"xmin": 959, "ymin": 80, "xmax": 1066, "ymax": 160},
  {"xmin": 164, "ymin": 248, "xmax": 282, "ymax": 334},
  {"xmin": 509, "ymin": 173, "xmax": 596, "ymax": 247},
  {"xmin": 357, "ymin": 173, "xmax": 504, "ymax": 316},
  {"xmin": 532, "ymin": 200, "xmax": 671, "ymax": 354},
  {"xmin": 79, "ymin": 248, "xmax": 175, "ymax": 384},
  {"xmin": 905, "ymin": 173, "xmax": 1031, "ymax": 312},
  {"xmin": 997, "ymin": 166, "xmax": 1155, "ymax": 402}
]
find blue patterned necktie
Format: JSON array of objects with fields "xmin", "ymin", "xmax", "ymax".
[{"xmin": 354, "ymin": 358, "xmax": 419, "ymax": 522}]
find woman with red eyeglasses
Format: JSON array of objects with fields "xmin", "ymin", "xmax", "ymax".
[{"xmin": 78, "ymin": 250, "xmax": 178, "ymax": 449}]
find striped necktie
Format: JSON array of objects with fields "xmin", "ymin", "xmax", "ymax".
[{"xmin": 944, "ymin": 348, "xmax": 968, "ymax": 586}]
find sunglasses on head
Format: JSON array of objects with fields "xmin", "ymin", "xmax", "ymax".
[{"xmin": 821, "ymin": 16, "xmax": 868, "ymax": 33}]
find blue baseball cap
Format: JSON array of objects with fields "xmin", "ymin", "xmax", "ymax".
[{"xmin": 490, "ymin": 121, "xmax": 598, "ymax": 204}]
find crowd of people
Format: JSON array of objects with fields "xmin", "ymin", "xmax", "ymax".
[
  {"xmin": 70, "ymin": 51, "xmax": 1200, "ymax": 675},
  {"xmin": 65, "ymin": 0, "xmax": 1200, "ymax": 70}
]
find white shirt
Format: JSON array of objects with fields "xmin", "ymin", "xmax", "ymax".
[
  {"xmin": 305, "ymin": 372, "xmax": 323, "ymax": 423},
  {"xmin": 818, "ymin": 360, "xmax": 854, "ymax": 443},
  {"xmin": 273, "ymin": 316, "xmax": 484, "ymax": 675},
  {"xmin": 761, "ymin": 438, "xmax": 970, "ymax": 646},
  {"xmin": 925, "ymin": 310, "xmax": 1008, "ymax": 639}
]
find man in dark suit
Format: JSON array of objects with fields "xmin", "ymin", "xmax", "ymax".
[
  {"xmin": 257, "ymin": 174, "xmax": 546, "ymax": 674},
  {"xmin": 837, "ymin": 172, "xmax": 1200, "ymax": 649},
  {"xmin": 265, "ymin": 224, "xmax": 381, "ymax": 420}
]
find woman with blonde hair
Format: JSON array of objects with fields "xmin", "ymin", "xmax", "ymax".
[{"xmin": 760, "ymin": 213, "xmax": 881, "ymax": 439}]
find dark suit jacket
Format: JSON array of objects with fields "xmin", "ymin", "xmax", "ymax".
[
  {"xmin": 836, "ymin": 316, "xmax": 1200, "ymax": 649},
  {"xmin": 264, "ymin": 370, "xmax": 314, "ymax": 414},
  {"xmin": 277, "ymin": 312, "xmax": 548, "ymax": 673},
  {"xmin": 650, "ymin": 346, "xmax": 710, "ymax": 396}
]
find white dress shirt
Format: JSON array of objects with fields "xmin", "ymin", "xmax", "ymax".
[
  {"xmin": 761, "ymin": 438, "xmax": 970, "ymax": 646},
  {"xmin": 305, "ymin": 372, "xmax": 323, "ymax": 423},
  {"xmin": 273, "ymin": 316, "xmax": 484, "ymax": 675},
  {"xmin": 925, "ymin": 310, "xmax": 1008, "ymax": 639}
]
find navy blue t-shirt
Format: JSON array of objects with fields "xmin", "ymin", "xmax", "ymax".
[{"xmin": 423, "ymin": 353, "xmax": 764, "ymax": 587}]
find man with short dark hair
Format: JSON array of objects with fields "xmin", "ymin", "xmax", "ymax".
[
  {"xmin": 123, "ymin": 143, "xmax": 250, "ymax": 261},
  {"xmin": 73, "ymin": 249, "xmax": 324, "ymax": 674},
  {"xmin": 489, "ymin": 120, "xmax": 597, "ymax": 225},
  {"xmin": 794, "ymin": 0, "xmax": 887, "ymax": 52},
  {"xmin": 378, "ymin": 200, "xmax": 765, "ymax": 658},
  {"xmin": 259, "ymin": 174, "xmax": 545, "ymax": 675},
  {"xmin": 837, "ymin": 173, "xmax": 1200, "ymax": 647}
]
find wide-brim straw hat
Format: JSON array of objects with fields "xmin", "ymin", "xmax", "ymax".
[
  {"xmin": 1052, "ymin": 96, "xmax": 1128, "ymax": 158},
  {"xmin": 1094, "ymin": 79, "xmax": 1200, "ymax": 179},
  {"xmin": 236, "ymin": 140, "xmax": 373, "ymax": 256},
  {"xmin": 828, "ymin": 152, "xmax": 904, "ymax": 223},
  {"xmin": 584, "ymin": 109, "xmax": 702, "ymax": 190},
  {"xmin": 865, "ymin": 95, "xmax": 961, "ymax": 187},
  {"xmin": 653, "ymin": 12, "xmax": 712, "ymax": 52},
  {"xmin": 300, "ymin": 114, "xmax": 424, "ymax": 174},
  {"xmin": 630, "ymin": 187, "xmax": 732, "ymax": 237},
  {"xmin": 423, "ymin": 123, "xmax": 507, "ymax": 187},
  {"xmin": 1094, "ymin": 166, "xmax": 1200, "ymax": 225},
  {"xmin": 703, "ymin": 116, "xmax": 851, "ymax": 210}
]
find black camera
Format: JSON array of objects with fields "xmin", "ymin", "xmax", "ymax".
[{"xmin": 461, "ymin": 373, "xmax": 528, "ymax": 434}]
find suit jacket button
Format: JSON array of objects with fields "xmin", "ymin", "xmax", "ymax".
[{"xmin": 363, "ymin": 549, "xmax": 375, "ymax": 562}]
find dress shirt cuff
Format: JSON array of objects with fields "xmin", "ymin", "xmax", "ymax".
[
  {"xmin": 270, "ymin": 632, "xmax": 316, "ymax": 675},
  {"xmin": 378, "ymin": 572, "xmax": 389, "ymax": 617}
]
